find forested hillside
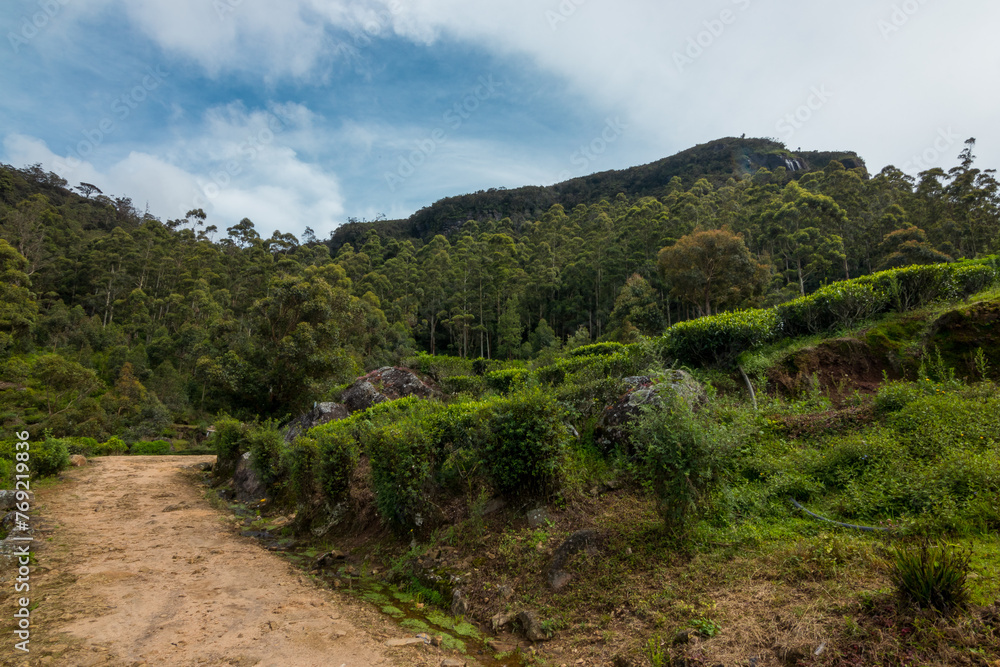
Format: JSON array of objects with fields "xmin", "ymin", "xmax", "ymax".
[{"xmin": 1, "ymin": 137, "xmax": 997, "ymax": 438}]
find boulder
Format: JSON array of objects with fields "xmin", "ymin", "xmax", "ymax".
[
  {"xmin": 0, "ymin": 490, "xmax": 31, "ymax": 511},
  {"xmin": 595, "ymin": 370, "xmax": 705, "ymax": 454},
  {"xmin": 233, "ymin": 452, "xmax": 267, "ymax": 503},
  {"xmin": 284, "ymin": 402, "xmax": 350, "ymax": 442},
  {"xmin": 546, "ymin": 529, "xmax": 601, "ymax": 592},
  {"xmin": 517, "ymin": 610, "xmax": 549, "ymax": 642},
  {"xmin": 341, "ymin": 367, "xmax": 442, "ymax": 413}
]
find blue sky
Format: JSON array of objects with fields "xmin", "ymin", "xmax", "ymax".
[{"xmin": 2, "ymin": 0, "xmax": 999, "ymax": 240}]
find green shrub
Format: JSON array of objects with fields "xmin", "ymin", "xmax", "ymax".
[
  {"xmin": 246, "ymin": 421, "xmax": 285, "ymax": 487},
  {"xmin": 632, "ymin": 393, "xmax": 737, "ymax": 535},
  {"xmin": 440, "ymin": 375, "xmax": 486, "ymax": 396},
  {"xmin": 283, "ymin": 435, "xmax": 322, "ymax": 503},
  {"xmin": 93, "ymin": 436, "xmax": 128, "ymax": 456},
  {"xmin": 890, "ymin": 540, "xmax": 970, "ymax": 613},
  {"xmin": 130, "ymin": 439, "xmax": 172, "ymax": 455},
  {"xmin": 310, "ymin": 422, "xmax": 360, "ymax": 504},
  {"xmin": 569, "ymin": 342, "xmax": 625, "ymax": 357},
  {"xmin": 661, "ymin": 309, "xmax": 781, "ymax": 367},
  {"xmin": 0, "ymin": 437, "xmax": 71, "ymax": 478},
  {"xmin": 66, "ymin": 437, "xmax": 99, "ymax": 456},
  {"xmin": 210, "ymin": 416, "xmax": 245, "ymax": 465},
  {"xmin": 480, "ymin": 387, "xmax": 568, "ymax": 497},
  {"xmin": 368, "ymin": 412, "xmax": 437, "ymax": 533},
  {"xmin": 483, "ymin": 368, "xmax": 529, "ymax": 394}
]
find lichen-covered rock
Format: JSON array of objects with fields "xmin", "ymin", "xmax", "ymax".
[
  {"xmin": 284, "ymin": 402, "xmax": 350, "ymax": 443},
  {"xmin": 341, "ymin": 366, "xmax": 442, "ymax": 413},
  {"xmin": 594, "ymin": 370, "xmax": 705, "ymax": 454}
]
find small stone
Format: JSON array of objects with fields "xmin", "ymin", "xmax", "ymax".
[
  {"xmin": 527, "ymin": 508, "xmax": 549, "ymax": 528},
  {"xmin": 491, "ymin": 611, "xmax": 517, "ymax": 632},
  {"xmin": 385, "ymin": 637, "xmax": 425, "ymax": 647},
  {"xmin": 518, "ymin": 610, "xmax": 549, "ymax": 642},
  {"xmin": 440, "ymin": 659, "xmax": 466, "ymax": 667},
  {"xmin": 451, "ymin": 588, "xmax": 469, "ymax": 616}
]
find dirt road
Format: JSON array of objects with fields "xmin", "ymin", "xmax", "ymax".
[{"xmin": 1, "ymin": 456, "xmax": 423, "ymax": 667}]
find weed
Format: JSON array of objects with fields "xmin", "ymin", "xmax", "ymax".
[
  {"xmin": 889, "ymin": 540, "xmax": 971, "ymax": 614},
  {"xmin": 688, "ymin": 617, "xmax": 720, "ymax": 637},
  {"xmin": 645, "ymin": 635, "xmax": 667, "ymax": 667}
]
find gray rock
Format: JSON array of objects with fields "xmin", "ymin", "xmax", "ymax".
[
  {"xmin": 451, "ymin": 588, "xmax": 469, "ymax": 616},
  {"xmin": 546, "ymin": 529, "xmax": 601, "ymax": 591},
  {"xmin": 491, "ymin": 610, "xmax": 517, "ymax": 632},
  {"xmin": 284, "ymin": 402, "xmax": 350, "ymax": 442},
  {"xmin": 0, "ymin": 490, "xmax": 31, "ymax": 511},
  {"xmin": 232, "ymin": 452, "xmax": 267, "ymax": 503},
  {"xmin": 342, "ymin": 367, "xmax": 442, "ymax": 413},
  {"xmin": 526, "ymin": 508, "xmax": 549, "ymax": 528},
  {"xmin": 517, "ymin": 610, "xmax": 549, "ymax": 642}
]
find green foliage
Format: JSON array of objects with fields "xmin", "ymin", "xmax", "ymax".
[
  {"xmin": 310, "ymin": 421, "xmax": 361, "ymax": 504},
  {"xmin": 210, "ymin": 417, "xmax": 245, "ymax": 468},
  {"xmin": 246, "ymin": 420, "xmax": 285, "ymax": 487},
  {"xmin": 568, "ymin": 342, "xmax": 626, "ymax": 358},
  {"xmin": 658, "ymin": 257, "xmax": 1000, "ymax": 368},
  {"xmin": 92, "ymin": 436, "xmax": 128, "ymax": 456},
  {"xmin": 890, "ymin": 540, "xmax": 971, "ymax": 613},
  {"xmin": 0, "ymin": 436, "xmax": 70, "ymax": 478},
  {"xmin": 632, "ymin": 393, "xmax": 739, "ymax": 534},
  {"xmin": 130, "ymin": 439, "xmax": 172, "ymax": 455},
  {"xmin": 282, "ymin": 436, "xmax": 321, "ymax": 503},
  {"xmin": 65, "ymin": 436, "xmax": 99, "ymax": 456},
  {"xmin": 439, "ymin": 375, "xmax": 485, "ymax": 396},
  {"xmin": 483, "ymin": 368, "xmax": 528, "ymax": 394},
  {"xmin": 479, "ymin": 386, "xmax": 569, "ymax": 496},
  {"xmin": 661, "ymin": 308, "xmax": 781, "ymax": 367}
]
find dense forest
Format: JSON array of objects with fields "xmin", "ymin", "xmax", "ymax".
[{"xmin": 1, "ymin": 136, "xmax": 997, "ymax": 438}]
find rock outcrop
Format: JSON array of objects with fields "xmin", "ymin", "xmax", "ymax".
[
  {"xmin": 284, "ymin": 402, "xmax": 350, "ymax": 442},
  {"xmin": 341, "ymin": 367, "xmax": 442, "ymax": 413}
]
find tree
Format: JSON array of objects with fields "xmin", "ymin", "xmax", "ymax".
[
  {"xmin": 0, "ymin": 239, "xmax": 38, "ymax": 354},
  {"xmin": 658, "ymin": 230, "xmax": 767, "ymax": 317},
  {"xmin": 607, "ymin": 273, "xmax": 665, "ymax": 338},
  {"xmin": 497, "ymin": 295, "xmax": 524, "ymax": 359},
  {"xmin": 876, "ymin": 226, "xmax": 953, "ymax": 270},
  {"xmin": 762, "ymin": 181, "xmax": 850, "ymax": 293}
]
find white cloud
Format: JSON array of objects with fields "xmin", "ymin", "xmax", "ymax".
[{"xmin": 2, "ymin": 99, "xmax": 347, "ymax": 238}]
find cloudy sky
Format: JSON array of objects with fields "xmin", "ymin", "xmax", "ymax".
[{"xmin": 2, "ymin": 0, "xmax": 997, "ymax": 240}]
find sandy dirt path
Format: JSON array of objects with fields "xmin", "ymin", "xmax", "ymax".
[{"xmin": 1, "ymin": 456, "xmax": 430, "ymax": 667}]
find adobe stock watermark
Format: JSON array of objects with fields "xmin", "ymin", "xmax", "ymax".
[
  {"xmin": 8, "ymin": 0, "xmax": 71, "ymax": 54},
  {"xmin": 384, "ymin": 75, "xmax": 503, "ymax": 193},
  {"xmin": 556, "ymin": 117, "xmax": 628, "ymax": 182},
  {"xmin": 673, "ymin": 0, "xmax": 752, "ymax": 73},
  {"xmin": 546, "ymin": 0, "xmax": 588, "ymax": 32},
  {"xmin": 775, "ymin": 85, "xmax": 833, "ymax": 142},
  {"xmin": 878, "ymin": 0, "xmax": 930, "ymax": 40},
  {"xmin": 52, "ymin": 66, "xmax": 169, "ymax": 176},
  {"xmin": 182, "ymin": 108, "xmax": 295, "ymax": 215},
  {"xmin": 901, "ymin": 127, "xmax": 960, "ymax": 173}
]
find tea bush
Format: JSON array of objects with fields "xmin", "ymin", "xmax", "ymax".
[
  {"xmin": 130, "ymin": 439, "xmax": 172, "ymax": 455},
  {"xmin": 479, "ymin": 387, "xmax": 569, "ymax": 497},
  {"xmin": 92, "ymin": 436, "xmax": 128, "ymax": 456},
  {"xmin": 246, "ymin": 421, "xmax": 285, "ymax": 487}
]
